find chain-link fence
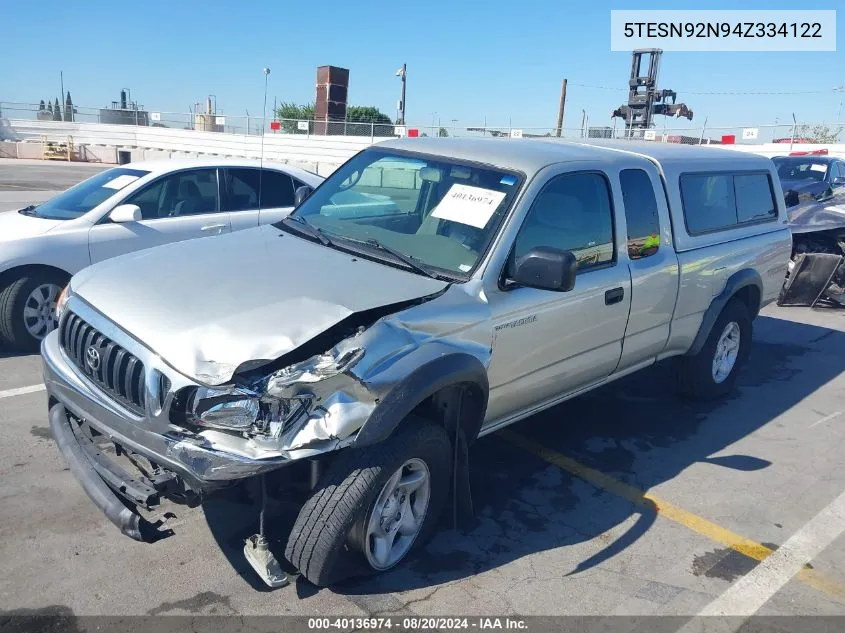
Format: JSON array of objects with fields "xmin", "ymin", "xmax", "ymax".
[
  {"xmin": 0, "ymin": 101, "xmax": 399, "ymax": 139},
  {"xmin": 2, "ymin": 101, "xmax": 842, "ymax": 146}
]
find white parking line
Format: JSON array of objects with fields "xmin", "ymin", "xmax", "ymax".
[
  {"xmin": 808, "ymin": 409, "xmax": 844, "ymax": 429},
  {"xmin": 694, "ymin": 488, "xmax": 845, "ymax": 618},
  {"xmin": 0, "ymin": 384, "xmax": 46, "ymax": 399}
]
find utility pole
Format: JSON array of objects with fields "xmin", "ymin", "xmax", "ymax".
[
  {"xmin": 555, "ymin": 78, "xmax": 567, "ymax": 137},
  {"xmin": 790, "ymin": 112, "xmax": 797, "ymax": 152},
  {"xmin": 59, "ymin": 71, "xmax": 65, "ymax": 121},
  {"xmin": 396, "ymin": 64, "xmax": 407, "ymax": 125}
]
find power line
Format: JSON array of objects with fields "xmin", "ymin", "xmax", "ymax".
[{"xmin": 567, "ymin": 82, "xmax": 836, "ymax": 96}]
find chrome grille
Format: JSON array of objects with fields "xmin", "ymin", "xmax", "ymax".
[{"xmin": 60, "ymin": 312, "xmax": 146, "ymax": 414}]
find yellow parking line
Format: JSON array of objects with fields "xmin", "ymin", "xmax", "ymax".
[{"xmin": 500, "ymin": 430, "xmax": 845, "ymax": 603}]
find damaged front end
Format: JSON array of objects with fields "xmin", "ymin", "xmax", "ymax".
[
  {"xmin": 175, "ymin": 282, "xmax": 492, "ymax": 468},
  {"xmin": 184, "ymin": 339, "xmax": 374, "ymax": 459},
  {"xmin": 780, "ymin": 201, "xmax": 845, "ymax": 307}
]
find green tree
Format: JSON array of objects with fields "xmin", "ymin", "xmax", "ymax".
[
  {"xmin": 275, "ymin": 102, "xmax": 315, "ymax": 134},
  {"xmin": 346, "ymin": 106, "xmax": 392, "ymax": 124},
  {"xmin": 795, "ymin": 124, "xmax": 843, "ymax": 144},
  {"xmin": 275, "ymin": 102, "xmax": 394, "ymax": 136},
  {"xmin": 438, "ymin": 127, "xmax": 449, "ymax": 137},
  {"xmin": 347, "ymin": 106, "xmax": 393, "ymax": 137}
]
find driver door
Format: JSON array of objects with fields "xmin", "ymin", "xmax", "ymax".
[
  {"xmin": 88, "ymin": 168, "xmax": 231, "ymax": 264},
  {"xmin": 485, "ymin": 169, "xmax": 631, "ymax": 424}
]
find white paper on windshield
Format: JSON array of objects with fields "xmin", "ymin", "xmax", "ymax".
[
  {"xmin": 102, "ymin": 175, "xmax": 141, "ymax": 190},
  {"xmin": 810, "ymin": 164, "xmax": 828, "ymax": 173},
  {"xmin": 431, "ymin": 184, "xmax": 506, "ymax": 229}
]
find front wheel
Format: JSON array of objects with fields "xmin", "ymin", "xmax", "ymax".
[
  {"xmin": 285, "ymin": 422, "xmax": 452, "ymax": 587},
  {"xmin": 676, "ymin": 299, "xmax": 751, "ymax": 401},
  {"xmin": 0, "ymin": 271, "xmax": 67, "ymax": 352}
]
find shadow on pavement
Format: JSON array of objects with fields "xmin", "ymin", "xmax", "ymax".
[
  {"xmin": 200, "ymin": 313, "xmax": 845, "ymax": 593},
  {"xmin": 0, "ymin": 349, "xmax": 33, "ymax": 360}
]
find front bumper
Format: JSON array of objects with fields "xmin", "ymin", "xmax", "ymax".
[
  {"xmin": 41, "ymin": 330, "xmax": 289, "ymax": 492},
  {"xmin": 48, "ymin": 402, "xmax": 163, "ymax": 541}
]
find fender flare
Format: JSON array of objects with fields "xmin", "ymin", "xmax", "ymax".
[
  {"xmin": 352, "ymin": 346, "xmax": 489, "ymax": 448},
  {"xmin": 686, "ymin": 268, "xmax": 762, "ymax": 357}
]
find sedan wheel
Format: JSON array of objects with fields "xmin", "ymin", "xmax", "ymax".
[
  {"xmin": 0, "ymin": 271, "xmax": 68, "ymax": 352},
  {"xmin": 23, "ymin": 283, "xmax": 62, "ymax": 340}
]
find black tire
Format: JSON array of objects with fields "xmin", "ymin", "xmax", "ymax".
[
  {"xmin": 285, "ymin": 421, "xmax": 452, "ymax": 587},
  {"xmin": 676, "ymin": 299, "xmax": 752, "ymax": 401},
  {"xmin": 0, "ymin": 270, "xmax": 67, "ymax": 353}
]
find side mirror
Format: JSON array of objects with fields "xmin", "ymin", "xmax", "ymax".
[
  {"xmin": 833, "ymin": 176, "xmax": 845, "ymax": 186},
  {"xmin": 294, "ymin": 185, "xmax": 313, "ymax": 208},
  {"xmin": 509, "ymin": 247, "xmax": 577, "ymax": 292},
  {"xmin": 108, "ymin": 204, "xmax": 142, "ymax": 223}
]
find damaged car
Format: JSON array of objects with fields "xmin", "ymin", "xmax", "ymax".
[
  {"xmin": 42, "ymin": 138, "xmax": 791, "ymax": 588},
  {"xmin": 773, "ymin": 155, "xmax": 845, "ymax": 307}
]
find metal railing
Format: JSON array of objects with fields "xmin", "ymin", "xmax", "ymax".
[{"xmin": 2, "ymin": 102, "xmax": 842, "ymax": 146}]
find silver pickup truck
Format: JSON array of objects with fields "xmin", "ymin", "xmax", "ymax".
[{"xmin": 42, "ymin": 138, "xmax": 791, "ymax": 588}]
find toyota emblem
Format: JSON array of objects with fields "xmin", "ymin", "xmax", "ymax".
[{"xmin": 85, "ymin": 346, "xmax": 101, "ymax": 372}]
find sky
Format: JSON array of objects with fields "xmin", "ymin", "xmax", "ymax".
[{"xmin": 2, "ymin": 0, "xmax": 843, "ymax": 132}]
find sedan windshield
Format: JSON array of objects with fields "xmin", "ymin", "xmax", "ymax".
[
  {"xmin": 773, "ymin": 158, "xmax": 829, "ymax": 183},
  {"xmin": 25, "ymin": 168, "xmax": 150, "ymax": 220},
  {"xmin": 287, "ymin": 148, "xmax": 522, "ymax": 278}
]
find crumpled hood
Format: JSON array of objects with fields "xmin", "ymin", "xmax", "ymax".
[
  {"xmin": 788, "ymin": 199, "xmax": 845, "ymax": 234},
  {"xmin": 0, "ymin": 210, "xmax": 64, "ymax": 240},
  {"xmin": 71, "ymin": 225, "xmax": 449, "ymax": 384}
]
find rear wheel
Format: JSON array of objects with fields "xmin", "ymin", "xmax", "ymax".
[
  {"xmin": 676, "ymin": 299, "xmax": 751, "ymax": 401},
  {"xmin": 285, "ymin": 422, "xmax": 451, "ymax": 587},
  {"xmin": 0, "ymin": 270, "xmax": 67, "ymax": 352}
]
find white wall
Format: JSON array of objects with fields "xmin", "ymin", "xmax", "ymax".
[
  {"xmin": 3, "ymin": 119, "xmax": 845, "ymax": 169},
  {"xmin": 2, "ymin": 119, "xmax": 377, "ymax": 173}
]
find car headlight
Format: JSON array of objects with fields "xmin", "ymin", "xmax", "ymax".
[
  {"xmin": 187, "ymin": 346, "xmax": 364, "ymax": 436},
  {"xmin": 55, "ymin": 285, "xmax": 71, "ymax": 322},
  {"xmin": 189, "ymin": 385, "xmax": 261, "ymax": 431}
]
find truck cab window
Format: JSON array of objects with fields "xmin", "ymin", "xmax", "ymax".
[
  {"xmin": 512, "ymin": 172, "xmax": 615, "ymax": 273},
  {"xmin": 681, "ymin": 172, "xmax": 776, "ymax": 234},
  {"xmin": 735, "ymin": 174, "xmax": 776, "ymax": 223},
  {"xmin": 619, "ymin": 169, "xmax": 660, "ymax": 259}
]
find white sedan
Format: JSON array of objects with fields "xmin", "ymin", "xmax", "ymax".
[{"xmin": 0, "ymin": 159, "xmax": 323, "ymax": 351}]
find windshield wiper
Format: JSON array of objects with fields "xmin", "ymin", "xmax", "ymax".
[
  {"xmin": 280, "ymin": 216, "xmax": 333, "ymax": 246},
  {"xmin": 346, "ymin": 237, "xmax": 447, "ymax": 280}
]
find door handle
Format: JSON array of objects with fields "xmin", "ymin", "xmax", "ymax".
[
  {"xmin": 605, "ymin": 287, "xmax": 625, "ymax": 305},
  {"xmin": 201, "ymin": 223, "xmax": 227, "ymax": 233}
]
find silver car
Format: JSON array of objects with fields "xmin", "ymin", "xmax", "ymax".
[{"xmin": 42, "ymin": 138, "xmax": 791, "ymax": 588}]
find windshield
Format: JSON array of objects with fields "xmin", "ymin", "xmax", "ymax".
[
  {"xmin": 773, "ymin": 158, "xmax": 829, "ymax": 183},
  {"xmin": 287, "ymin": 148, "xmax": 522, "ymax": 277},
  {"xmin": 26, "ymin": 168, "xmax": 150, "ymax": 220}
]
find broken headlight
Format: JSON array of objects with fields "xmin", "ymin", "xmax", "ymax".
[
  {"xmin": 263, "ymin": 347, "xmax": 364, "ymax": 395},
  {"xmin": 189, "ymin": 386, "xmax": 261, "ymax": 431},
  {"xmin": 187, "ymin": 346, "xmax": 365, "ymax": 440}
]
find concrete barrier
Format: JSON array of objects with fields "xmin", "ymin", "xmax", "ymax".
[
  {"xmin": 3, "ymin": 119, "xmax": 845, "ymax": 172},
  {"xmin": 1, "ymin": 119, "xmax": 374, "ymax": 168},
  {"xmin": 0, "ymin": 141, "xmax": 17, "ymax": 158}
]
